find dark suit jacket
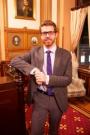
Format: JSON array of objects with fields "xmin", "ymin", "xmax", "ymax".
[{"xmin": 10, "ymin": 46, "xmax": 72, "ymax": 112}]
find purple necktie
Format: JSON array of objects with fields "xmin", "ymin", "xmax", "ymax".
[
  {"xmin": 46, "ymin": 51, "xmax": 53, "ymax": 95},
  {"xmin": 46, "ymin": 51, "xmax": 52, "ymax": 75}
]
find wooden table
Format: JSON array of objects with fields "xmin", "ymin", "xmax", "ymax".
[
  {"xmin": 78, "ymin": 67, "xmax": 90, "ymax": 97},
  {"xmin": 0, "ymin": 76, "xmax": 26, "ymax": 135}
]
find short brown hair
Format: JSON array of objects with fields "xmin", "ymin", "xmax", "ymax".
[{"xmin": 40, "ymin": 20, "xmax": 58, "ymax": 33}]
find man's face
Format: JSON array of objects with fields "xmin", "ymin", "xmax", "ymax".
[{"xmin": 40, "ymin": 26, "xmax": 57, "ymax": 47}]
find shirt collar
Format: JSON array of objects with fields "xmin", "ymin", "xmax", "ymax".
[{"xmin": 44, "ymin": 44, "xmax": 57, "ymax": 53}]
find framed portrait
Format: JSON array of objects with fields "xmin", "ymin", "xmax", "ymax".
[{"xmin": 15, "ymin": 0, "xmax": 35, "ymax": 20}]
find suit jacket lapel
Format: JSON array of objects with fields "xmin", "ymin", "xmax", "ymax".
[
  {"xmin": 53, "ymin": 48, "xmax": 62, "ymax": 74},
  {"xmin": 36, "ymin": 47, "xmax": 62, "ymax": 74}
]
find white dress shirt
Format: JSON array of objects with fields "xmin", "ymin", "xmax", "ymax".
[{"xmin": 30, "ymin": 44, "xmax": 57, "ymax": 91}]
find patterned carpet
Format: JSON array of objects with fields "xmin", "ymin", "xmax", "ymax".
[{"xmin": 25, "ymin": 104, "xmax": 90, "ymax": 135}]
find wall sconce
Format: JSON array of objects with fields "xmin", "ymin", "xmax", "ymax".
[
  {"xmin": 89, "ymin": 55, "xmax": 90, "ymax": 62},
  {"xmin": 31, "ymin": 36, "xmax": 38, "ymax": 46},
  {"xmin": 89, "ymin": 55, "xmax": 90, "ymax": 69},
  {"xmin": 80, "ymin": 52, "xmax": 85, "ymax": 63}
]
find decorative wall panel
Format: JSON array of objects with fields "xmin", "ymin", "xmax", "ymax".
[{"xmin": 4, "ymin": 28, "xmax": 41, "ymax": 60}]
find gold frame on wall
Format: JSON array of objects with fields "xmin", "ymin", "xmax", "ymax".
[{"xmin": 15, "ymin": 0, "xmax": 36, "ymax": 20}]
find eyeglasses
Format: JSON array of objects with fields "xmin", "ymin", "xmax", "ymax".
[{"xmin": 41, "ymin": 31, "xmax": 56, "ymax": 36}]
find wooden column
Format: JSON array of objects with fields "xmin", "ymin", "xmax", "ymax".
[
  {"xmin": 40, "ymin": 0, "xmax": 52, "ymax": 24},
  {"xmin": 0, "ymin": 0, "xmax": 7, "ymax": 60}
]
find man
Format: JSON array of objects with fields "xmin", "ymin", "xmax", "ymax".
[{"xmin": 10, "ymin": 20, "xmax": 72, "ymax": 135}]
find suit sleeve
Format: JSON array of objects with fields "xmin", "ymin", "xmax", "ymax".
[{"xmin": 10, "ymin": 52, "xmax": 35, "ymax": 76}]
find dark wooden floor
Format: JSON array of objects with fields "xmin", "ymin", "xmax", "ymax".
[{"xmin": 69, "ymin": 96, "xmax": 90, "ymax": 118}]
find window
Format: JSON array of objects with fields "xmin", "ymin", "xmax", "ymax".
[{"xmin": 78, "ymin": 15, "xmax": 90, "ymax": 66}]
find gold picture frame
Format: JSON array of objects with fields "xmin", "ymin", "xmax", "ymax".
[{"xmin": 15, "ymin": 0, "xmax": 36, "ymax": 20}]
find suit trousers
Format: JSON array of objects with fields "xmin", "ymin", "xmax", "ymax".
[{"xmin": 30, "ymin": 91, "xmax": 63, "ymax": 135}]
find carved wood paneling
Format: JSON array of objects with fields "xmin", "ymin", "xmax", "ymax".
[
  {"xmin": 4, "ymin": 28, "xmax": 41, "ymax": 60},
  {"xmin": 0, "ymin": 30, "xmax": 1, "ymax": 61}
]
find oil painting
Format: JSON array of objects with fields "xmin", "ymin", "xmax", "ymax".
[{"xmin": 15, "ymin": 0, "xmax": 34, "ymax": 19}]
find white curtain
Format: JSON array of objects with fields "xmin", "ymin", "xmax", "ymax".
[
  {"xmin": 88, "ymin": 6, "xmax": 90, "ymax": 47},
  {"xmin": 68, "ymin": 7, "xmax": 88, "ymax": 97},
  {"xmin": 70, "ymin": 8, "xmax": 88, "ymax": 52}
]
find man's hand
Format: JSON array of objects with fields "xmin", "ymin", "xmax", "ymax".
[
  {"xmin": 30, "ymin": 68, "xmax": 40, "ymax": 75},
  {"xmin": 30, "ymin": 68, "xmax": 49, "ymax": 85},
  {"xmin": 35, "ymin": 72, "xmax": 46, "ymax": 85}
]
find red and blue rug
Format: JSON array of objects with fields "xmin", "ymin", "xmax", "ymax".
[{"xmin": 25, "ymin": 105, "xmax": 90, "ymax": 135}]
